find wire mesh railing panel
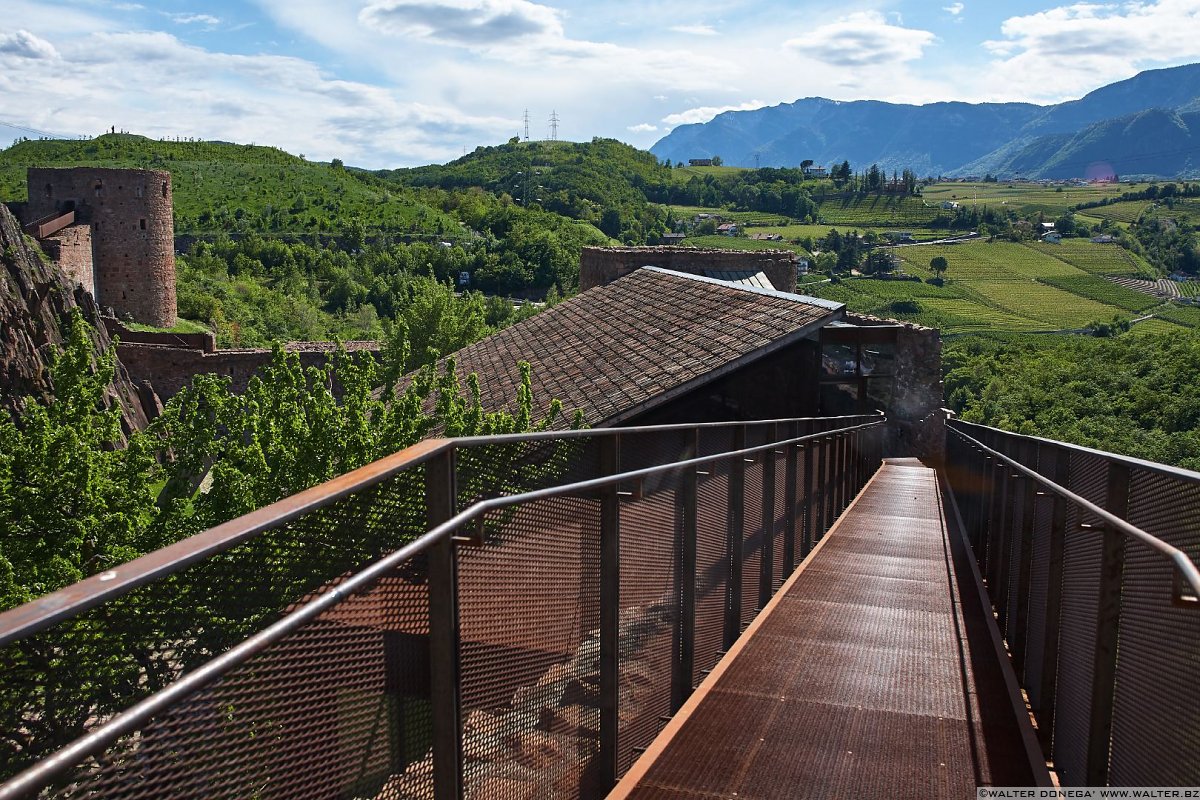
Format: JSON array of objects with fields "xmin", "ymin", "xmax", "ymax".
[
  {"xmin": 454, "ymin": 436, "xmax": 601, "ymax": 513},
  {"xmin": 1023, "ymin": 490, "xmax": 1055, "ymax": 707},
  {"xmin": 1050, "ymin": 448, "xmax": 1108, "ymax": 785},
  {"xmin": 741, "ymin": 459, "xmax": 765, "ymax": 628},
  {"xmin": 616, "ymin": 479, "xmax": 681, "ymax": 776},
  {"xmin": 42, "ymin": 561, "xmax": 433, "ymax": 800},
  {"xmin": 0, "ymin": 469, "xmax": 429, "ymax": 791},
  {"xmin": 693, "ymin": 463, "xmax": 730, "ymax": 686},
  {"xmin": 455, "ymin": 496, "xmax": 603, "ymax": 800},
  {"xmin": 1109, "ymin": 469, "xmax": 1200, "ymax": 786},
  {"xmin": 773, "ymin": 449, "xmax": 789, "ymax": 591}
]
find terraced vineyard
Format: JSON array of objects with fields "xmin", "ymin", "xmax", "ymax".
[
  {"xmin": 807, "ymin": 237, "xmax": 1191, "ymax": 334},
  {"xmin": 1078, "ymin": 200, "xmax": 1150, "ymax": 224},
  {"xmin": 1025, "ymin": 240, "xmax": 1148, "ymax": 275},
  {"xmin": 1036, "ymin": 275, "xmax": 1159, "ymax": 313},
  {"xmin": 812, "ymin": 193, "xmax": 938, "ymax": 226}
]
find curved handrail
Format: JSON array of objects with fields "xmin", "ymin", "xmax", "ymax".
[
  {"xmin": 948, "ymin": 418, "xmax": 1200, "ymax": 485},
  {"xmin": 0, "ymin": 413, "xmax": 882, "ymax": 647},
  {"xmin": 0, "ymin": 417, "xmax": 885, "ymax": 799},
  {"xmin": 947, "ymin": 425, "xmax": 1200, "ymax": 603}
]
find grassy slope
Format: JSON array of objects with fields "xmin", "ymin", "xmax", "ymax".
[{"xmin": 0, "ymin": 134, "xmax": 458, "ymax": 236}]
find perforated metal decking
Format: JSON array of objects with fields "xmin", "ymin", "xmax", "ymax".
[{"xmin": 610, "ymin": 459, "xmax": 1041, "ymax": 800}]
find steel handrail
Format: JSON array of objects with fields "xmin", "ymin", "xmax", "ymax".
[
  {"xmin": 0, "ymin": 418, "xmax": 885, "ymax": 799},
  {"xmin": 0, "ymin": 414, "xmax": 881, "ymax": 646},
  {"xmin": 949, "ymin": 418, "xmax": 1200, "ymax": 485},
  {"xmin": 948, "ymin": 425, "xmax": 1200, "ymax": 603}
]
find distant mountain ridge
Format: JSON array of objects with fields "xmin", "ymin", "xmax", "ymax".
[{"xmin": 650, "ymin": 63, "xmax": 1200, "ymax": 179}]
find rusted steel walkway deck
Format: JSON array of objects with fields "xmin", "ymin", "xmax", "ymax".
[{"xmin": 611, "ymin": 458, "xmax": 1044, "ymax": 799}]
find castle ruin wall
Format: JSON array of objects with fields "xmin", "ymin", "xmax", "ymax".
[
  {"xmin": 25, "ymin": 168, "xmax": 177, "ymax": 328},
  {"xmin": 39, "ymin": 224, "xmax": 94, "ymax": 292}
]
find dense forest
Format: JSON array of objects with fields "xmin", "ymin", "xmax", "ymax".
[{"xmin": 945, "ymin": 333, "xmax": 1200, "ymax": 471}]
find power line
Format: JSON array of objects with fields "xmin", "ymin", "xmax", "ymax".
[
  {"xmin": 548, "ymin": 110, "xmax": 559, "ymax": 142},
  {"xmin": 523, "ymin": 109, "xmax": 530, "ymax": 142},
  {"xmin": 0, "ymin": 119, "xmax": 76, "ymax": 139}
]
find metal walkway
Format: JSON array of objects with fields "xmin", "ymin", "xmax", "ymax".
[{"xmin": 610, "ymin": 458, "xmax": 1044, "ymax": 799}]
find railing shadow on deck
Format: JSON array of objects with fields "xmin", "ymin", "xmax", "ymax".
[
  {"xmin": 944, "ymin": 419, "xmax": 1200, "ymax": 788},
  {"xmin": 0, "ymin": 414, "xmax": 886, "ymax": 800}
]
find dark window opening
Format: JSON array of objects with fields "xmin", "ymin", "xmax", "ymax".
[
  {"xmin": 44, "ymin": 184, "xmax": 52, "ymax": 198},
  {"xmin": 161, "ymin": 181, "xmax": 168, "ymax": 198},
  {"xmin": 135, "ymin": 185, "xmax": 143, "ymax": 198},
  {"xmin": 139, "ymin": 219, "xmax": 146, "ymax": 230},
  {"xmin": 93, "ymin": 182, "xmax": 102, "ymax": 197}
]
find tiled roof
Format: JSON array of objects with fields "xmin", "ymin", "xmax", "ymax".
[{"xmin": 445, "ymin": 267, "xmax": 843, "ymax": 428}]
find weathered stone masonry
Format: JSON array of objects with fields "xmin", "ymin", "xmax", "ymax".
[{"xmin": 21, "ymin": 167, "xmax": 177, "ymax": 327}]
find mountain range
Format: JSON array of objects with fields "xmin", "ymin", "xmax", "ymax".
[{"xmin": 650, "ymin": 63, "xmax": 1200, "ymax": 180}]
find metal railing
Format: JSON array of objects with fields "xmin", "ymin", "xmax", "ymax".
[
  {"xmin": 0, "ymin": 414, "xmax": 885, "ymax": 799},
  {"xmin": 944, "ymin": 419, "xmax": 1200, "ymax": 788}
]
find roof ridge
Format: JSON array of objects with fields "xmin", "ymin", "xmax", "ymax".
[{"xmin": 638, "ymin": 266, "xmax": 843, "ymax": 311}]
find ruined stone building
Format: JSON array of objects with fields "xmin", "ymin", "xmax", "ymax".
[{"xmin": 14, "ymin": 167, "xmax": 177, "ymax": 328}]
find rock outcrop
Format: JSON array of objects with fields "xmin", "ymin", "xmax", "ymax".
[{"xmin": 0, "ymin": 202, "xmax": 149, "ymax": 433}]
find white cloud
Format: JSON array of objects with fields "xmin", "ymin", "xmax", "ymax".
[
  {"xmin": 943, "ymin": 3, "xmax": 964, "ymax": 16},
  {"xmin": 0, "ymin": 29, "xmax": 60, "ymax": 60},
  {"xmin": 1, "ymin": 28, "xmax": 515, "ymax": 167},
  {"xmin": 787, "ymin": 11, "xmax": 935, "ymax": 67},
  {"xmin": 662, "ymin": 101, "xmax": 765, "ymax": 127},
  {"xmin": 984, "ymin": 0, "xmax": 1200, "ymax": 98},
  {"xmin": 358, "ymin": 0, "xmax": 563, "ymax": 45},
  {"xmin": 670, "ymin": 24, "xmax": 717, "ymax": 36},
  {"xmin": 169, "ymin": 13, "xmax": 222, "ymax": 26},
  {"xmin": 627, "ymin": 122, "xmax": 657, "ymax": 132}
]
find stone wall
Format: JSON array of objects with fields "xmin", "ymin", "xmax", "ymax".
[
  {"xmin": 39, "ymin": 223, "xmax": 93, "ymax": 292},
  {"xmin": 103, "ymin": 318, "xmax": 216, "ymax": 353},
  {"xmin": 25, "ymin": 168, "xmax": 177, "ymax": 327},
  {"xmin": 579, "ymin": 247, "xmax": 798, "ymax": 293},
  {"xmin": 847, "ymin": 312, "xmax": 945, "ymax": 460},
  {"xmin": 118, "ymin": 341, "xmax": 382, "ymax": 403}
]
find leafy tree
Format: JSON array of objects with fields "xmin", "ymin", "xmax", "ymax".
[{"xmin": 930, "ymin": 256, "xmax": 949, "ymax": 279}]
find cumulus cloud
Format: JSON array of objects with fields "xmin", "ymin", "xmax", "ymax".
[
  {"xmin": 788, "ymin": 11, "xmax": 935, "ymax": 67},
  {"xmin": 358, "ymin": 0, "xmax": 562, "ymax": 45},
  {"xmin": 670, "ymin": 24, "xmax": 717, "ymax": 36},
  {"xmin": 169, "ymin": 13, "xmax": 221, "ymax": 26},
  {"xmin": 627, "ymin": 122, "xmax": 657, "ymax": 132},
  {"xmin": 0, "ymin": 29, "xmax": 60, "ymax": 60},
  {"xmin": 984, "ymin": 0, "xmax": 1200, "ymax": 97},
  {"xmin": 1, "ymin": 28, "xmax": 514, "ymax": 167},
  {"xmin": 944, "ymin": 3, "xmax": 964, "ymax": 16},
  {"xmin": 662, "ymin": 101, "xmax": 765, "ymax": 128}
]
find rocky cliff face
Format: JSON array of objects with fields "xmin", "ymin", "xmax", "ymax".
[{"xmin": 0, "ymin": 202, "xmax": 149, "ymax": 433}]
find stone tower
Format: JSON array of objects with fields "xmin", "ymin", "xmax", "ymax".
[{"xmin": 24, "ymin": 167, "xmax": 177, "ymax": 327}]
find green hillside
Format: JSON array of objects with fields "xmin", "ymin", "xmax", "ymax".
[
  {"xmin": 382, "ymin": 137, "xmax": 670, "ymax": 244},
  {"xmin": 0, "ymin": 134, "xmax": 457, "ymax": 237}
]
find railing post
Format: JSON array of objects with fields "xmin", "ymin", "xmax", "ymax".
[
  {"xmin": 996, "ymin": 464, "xmax": 1016, "ymax": 629},
  {"xmin": 1010, "ymin": 440, "xmax": 1038, "ymax": 672},
  {"xmin": 427, "ymin": 448, "xmax": 463, "ymax": 800},
  {"xmin": 759, "ymin": 423, "xmax": 776, "ymax": 610},
  {"xmin": 1086, "ymin": 460, "xmax": 1131, "ymax": 786},
  {"xmin": 801, "ymin": 421, "xmax": 815, "ymax": 558},
  {"xmin": 1037, "ymin": 445, "xmax": 1070, "ymax": 760},
  {"xmin": 672, "ymin": 430, "xmax": 698, "ymax": 712},
  {"xmin": 724, "ymin": 425, "xmax": 747, "ymax": 649},
  {"xmin": 599, "ymin": 435, "xmax": 621, "ymax": 789},
  {"xmin": 832, "ymin": 432, "xmax": 845, "ymax": 516},
  {"xmin": 783, "ymin": 422, "xmax": 798, "ymax": 574}
]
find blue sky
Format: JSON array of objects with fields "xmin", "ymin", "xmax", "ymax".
[{"xmin": 2, "ymin": 0, "xmax": 1199, "ymax": 168}]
